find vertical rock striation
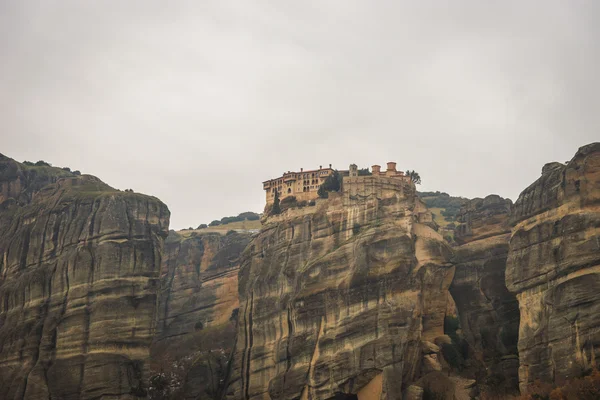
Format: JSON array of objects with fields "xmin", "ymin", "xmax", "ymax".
[
  {"xmin": 451, "ymin": 195, "xmax": 520, "ymax": 392},
  {"xmin": 0, "ymin": 155, "xmax": 169, "ymax": 400},
  {"xmin": 226, "ymin": 185, "xmax": 454, "ymax": 399},
  {"xmin": 152, "ymin": 229, "xmax": 251, "ymax": 399},
  {"xmin": 506, "ymin": 143, "xmax": 600, "ymax": 392}
]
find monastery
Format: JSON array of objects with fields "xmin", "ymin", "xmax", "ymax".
[{"xmin": 263, "ymin": 162, "xmax": 413, "ymax": 205}]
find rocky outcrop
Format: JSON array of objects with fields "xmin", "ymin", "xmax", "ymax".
[
  {"xmin": 506, "ymin": 143, "xmax": 600, "ymax": 392},
  {"xmin": 451, "ymin": 195, "xmax": 520, "ymax": 392},
  {"xmin": 225, "ymin": 184, "xmax": 455, "ymax": 399},
  {"xmin": 152, "ymin": 229, "xmax": 252, "ymax": 399},
  {"xmin": 0, "ymin": 155, "xmax": 169, "ymax": 399}
]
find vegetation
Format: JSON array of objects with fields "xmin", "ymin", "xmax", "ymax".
[
  {"xmin": 318, "ymin": 170, "xmax": 342, "ymax": 198},
  {"xmin": 352, "ymin": 223, "xmax": 361, "ymax": 235},
  {"xmin": 357, "ymin": 168, "xmax": 371, "ymax": 176},
  {"xmin": 405, "ymin": 170, "xmax": 421, "ymax": 184},
  {"xmin": 271, "ymin": 190, "xmax": 281, "ymax": 215},
  {"xmin": 197, "ymin": 224, "xmax": 208, "ymax": 229},
  {"xmin": 418, "ymin": 191, "xmax": 468, "ymax": 223},
  {"xmin": 515, "ymin": 369, "xmax": 600, "ymax": 400},
  {"xmin": 209, "ymin": 220, "xmax": 221, "ymax": 226},
  {"xmin": 442, "ymin": 315, "xmax": 468, "ymax": 371}
]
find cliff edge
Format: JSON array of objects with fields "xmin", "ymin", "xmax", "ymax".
[{"xmin": 0, "ymin": 155, "xmax": 170, "ymax": 399}]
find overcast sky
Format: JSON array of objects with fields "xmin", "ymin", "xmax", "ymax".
[{"xmin": 1, "ymin": 1, "xmax": 598, "ymax": 229}]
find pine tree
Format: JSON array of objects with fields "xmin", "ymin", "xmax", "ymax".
[{"xmin": 272, "ymin": 190, "xmax": 281, "ymax": 215}]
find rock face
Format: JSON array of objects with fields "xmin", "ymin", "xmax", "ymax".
[
  {"xmin": 506, "ymin": 143, "xmax": 600, "ymax": 392},
  {"xmin": 451, "ymin": 195, "xmax": 520, "ymax": 391},
  {"xmin": 0, "ymin": 155, "xmax": 170, "ymax": 400},
  {"xmin": 152, "ymin": 229, "xmax": 252, "ymax": 399},
  {"xmin": 225, "ymin": 184, "xmax": 455, "ymax": 399}
]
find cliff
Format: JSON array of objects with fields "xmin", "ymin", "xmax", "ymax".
[
  {"xmin": 225, "ymin": 184, "xmax": 455, "ymax": 399},
  {"xmin": 451, "ymin": 195, "xmax": 520, "ymax": 394},
  {"xmin": 151, "ymin": 229, "xmax": 252, "ymax": 399},
  {"xmin": 506, "ymin": 142, "xmax": 600, "ymax": 392},
  {"xmin": 0, "ymin": 155, "xmax": 170, "ymax": 399}
]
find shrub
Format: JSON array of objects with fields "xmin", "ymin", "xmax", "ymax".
[
  {"xmin": 34, "ymin": 160, "xmax": 51, "ymax": 167},
  {"xmin": 62, "ymin": 167, "xmax": 71, "ymax": 172},
  {"xmin": 197, "ymin": 224, "xmax": 208, "ymax": 229},
  {"xmin": 320, "ymin": 170, "xmax": 341, "ymax": 192},
  {"xmin": 358, "ymin": 168, "xmax": 371, "ymax": 176},
  {"xmin": 226, "ymin": 230, "xmax": 237, "ymax": 236},
  {"xmin": 352, "ymin": 223, "xmax": 360, "ymax": 235},
  {"xmin": 271, "ymin": 191, "xmax": 281, "ymax": 215},
  {"xmin": 73, "ymin": 170, "xmax": 81, "ymax": 175},
  {"xmin": 238, "ymin": 211, "xmax": 260, "ymax": 221},
  {"xmin": 23, "ymin": 161, "xmax": 34, "ymax": 166},
  {"xmin": 221, "ymin": 216, "xmax": 243, "ymax": 224},
  {"xmin": 280, "ymin": 196, "xmax": 297, "ymax": 205},
  {"xmin": 517, "ymin": 369, "xmax": 600, "ymax": 400},
  {"xmin": 308, "ymin": 200, "xmax": 316, "ymax": 206},
  {"xmin": 317, "ymin": 185, "xmax": 328, "ymax": 198},
  {"xmin": 209, "ymin": 220, "xmax": 221, "ymax": 226},
  {"xmin": 444, "ymin": 316, "xmax": 460, "ymax": 338},
  {"xmin": 441, "ymin": 342, "xmax": 465, "ymax": 371}
]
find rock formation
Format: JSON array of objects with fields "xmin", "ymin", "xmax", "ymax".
[
  {"xmin": 0, "ymin": 154, "xmax": 170, "ymax": 400},
  {"xmin": 152, "ymin": 229, "xmax": 252, "ymax": 399},
  {"xmin": 451, "ymin": 195, "xmax": 520, "ymax": 393},
  {"xmin": 225, "ymin": 183, "xmax": 455, "ymax": 399},
  {"xmin": 506, "ymin": 142, "xmax": 600, "ymax": 392}
]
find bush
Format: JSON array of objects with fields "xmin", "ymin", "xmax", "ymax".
[
  {"xmin": 62, "ymin": 167, "xmax": 71, "ymax": 172},
  {"xmin": 352, "ymin": 223, "xmax": 360, "ymax": 235},
  {"xmin": 221, "ymin": 216, "xmax": 243, "ymax": 224},
  {"xmin": 441, "ymin": 343, "xmax": 465, "ymax": 371},
  {"xmin": 226, "ymin": 230, "xmax": 237, "ymax": 236},
  {"xmin": 516, "ymin": 370, "xmax": 600, "ymax": 400},
  {"xmin": 280, "ymin": 196, "xmax": 297, "ymax": 205},
  {"xmin": 73, "ymin": 170, "xmax": 81, "ymax": 175},
  {"xmin": 444, "ymin": 316, "xmax": 460, "ymax": 338},
  {"xmin": 308, "ymin": 200, "xmax": 316, "ymax": 206},
  {"xmin": 271, "ymin": 191, "xmax": 281, "ymax": 215},
  {"xmin": 34, "ymin": 160, "xmax": 51, "ymax": 167},
  {"xmin": 23, "ymin": 161, "xmax": 34, "ymax": 166},
  {"xmin": 238, "ymin": 211, "xmax": 260, "ymax": 221},
  {"xmin": 358, "ymin": 168, "xmax": 371, "ymax": 176},
  {"xmin": 209, "ymin": 220, "xmax": 221, "ymax": 226},
  {"xmin": 318, "ymin": 170, "xmax": 342, "ymax": 198},
  {"xmin": 197, "ymin": 224, "xmax": 208, "ymax": 229}
]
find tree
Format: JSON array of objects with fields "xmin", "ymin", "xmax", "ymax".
[
  {"xmin": 405, "ymin": 170, "xmax": 421, "ymax": 185},
  {"xmin": 209, "ymin": 220, "xmax": 221, "ymax": 227},
  {"xmin": 318, "ymin": 170, "xmax": 342, "ymax": 198},
  {"xmin": 357, "ymin": 168, "xmax": 371, "ymax": 176},
  {"xmin": 271, "ymin": 190, "xmax": 281, "ymax": 215},
  {"xmin": 197, "ymin": 224, "xmax": 208, "ymax": 229}
]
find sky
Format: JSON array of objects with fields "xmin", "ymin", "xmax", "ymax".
[{"xmin": 1, "ymin": 1, "xmax": 598, "ymax": 230}]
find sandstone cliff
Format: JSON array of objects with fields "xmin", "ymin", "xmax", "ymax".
[
  {"xmin": 506, "ymin": 142, "xmax": 600, "ymax": 392},
  {"xmin": 0, "ymin": 155, "xmax": 170, "ymax": 399},
  {"xmin": 451, "ymin": 195, "xmax": 520, "ymax": 393},
  {"xmin": 225, "ymin": 184, "xmax": 455, "ymax": 399},
  {"xmin": 152, "ymin": 229, "xmax": 252, "ymax": 399}
]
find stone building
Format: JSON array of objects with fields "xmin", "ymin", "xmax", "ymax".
[
  {"xmin": 263, "ymin": 164, "xmax": 337, "ymax": 204},
  {"xmin": 343, "ymin": 162, "xmax": 413, "ymax": 205},
  {"xmin": 263, "ymin": 161, "xmax": 413, "ymax": 205}
]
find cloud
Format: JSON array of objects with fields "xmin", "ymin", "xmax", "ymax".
[{"xmin": 1, "ymin": 0, "xmax": 598, "ymax": 229}]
